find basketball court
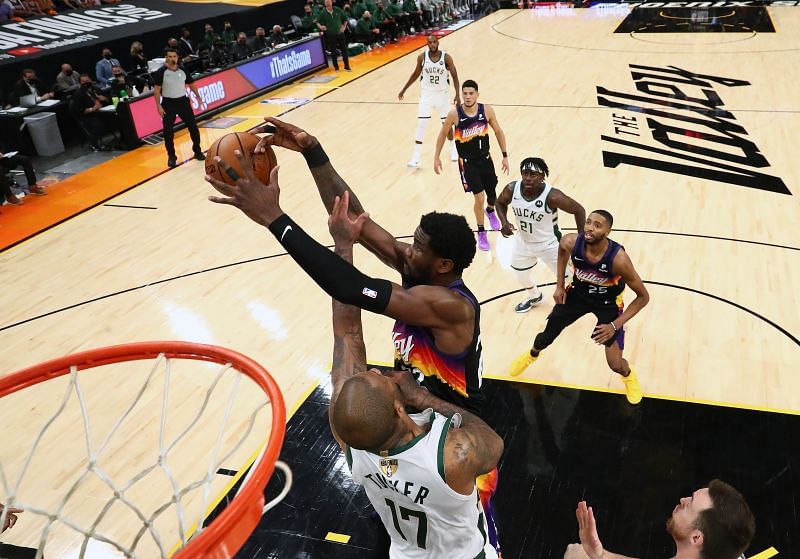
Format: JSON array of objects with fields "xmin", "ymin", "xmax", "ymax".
[{"xmin": 1, "ymin": 5, "xmax": 798, "ymax": 558}]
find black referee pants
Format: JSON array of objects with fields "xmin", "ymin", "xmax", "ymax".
[{"xmin": 161, "ymin": 96, "xmax": 201, "ymax": 159}]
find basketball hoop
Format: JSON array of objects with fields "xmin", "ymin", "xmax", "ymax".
[{"xmin": 0, "ymin": 342, "xmax": 287, "ymax": 559}]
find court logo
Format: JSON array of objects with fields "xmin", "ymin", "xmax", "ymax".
[{"xmin": 597, "ymin": 64, "xmax": 790, "ymax": 194}]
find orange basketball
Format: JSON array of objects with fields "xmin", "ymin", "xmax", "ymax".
[{"xmin": 205, "ymin": 132, "xmax": 277, "ymax": 186}]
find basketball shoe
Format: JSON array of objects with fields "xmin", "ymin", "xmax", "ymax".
[
  {"xmin": 407, "ymin": 159, "xmax": 421, "ymax": 168},
  {"xmin": 515, "ymin": 293, "xmax": 543, "ymax": 313},
  {"xmin": 477, "ymin": 230, "xmax": 490, "ymax": 251},
  {"xmin": 621, "ymin": 367, "xmax": 643, "ymax": 405},
  {"xmin": 486, "ymin": 208, "xmax": 501, "ymax": 230},
  {"xmin": 508, "ymin": 350, "xmax": 538, "ymax": 377}
]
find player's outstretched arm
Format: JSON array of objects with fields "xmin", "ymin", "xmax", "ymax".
[
  {"xmin": 485, "ymin": 104, "xmax": 509, "ymax": 174},
  {"xmin": 255, "ymin": 117, "xmax": 409, "ymax": 272},
  {"xmin": 445, "ymin": 53, "xmax": 460, "ymax": 105},
  {"xmin": 434, "ymin": 108, "xmax": 458, "ymax": 174},
  {"xmin": 549, "ymin": 189, "xmax": 586, "ymax": 232},
  {"xmin": 610, "ymin": 250, "xmax": 650, "ymax": 328},
  {"xmin": 494, "ymin": 181, "xmax": 516, "ymax": 237},
  {"xmin": 564, "ymin": 501, "xmax": 638, "ymax": 559},
  {"xmin": 387, "ymin": 371, "xmax": 503, "ymax": 495},
  {"xmin": 398, "ymin": 53, "xmax": 424, "ymax": 100}
]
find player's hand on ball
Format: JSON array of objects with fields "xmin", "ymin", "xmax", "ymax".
[
  {"xmin": 591, "ymin": 323, "xmax": 616, "ymax": 345},
  {"xmin": 254, "ymin": 117, "xmax": 318, "ymax": 154},
  {"xmin": 328, "ymin": 191, "xmax": 370, "ymax": 247},
  {"xmin": 553, "ymin": 285, "xmax": 566, "ymax": 305},
  {"xmin": 433, "ymin": 157, "xmax": 443, "ymax": 175},
  {"xmin": 500, "ymin": 222, "xmax": 516, "ymax": 237},
  {"xmin": 207, "ymin": 150, "xmax": 283, "ymax": 227}
]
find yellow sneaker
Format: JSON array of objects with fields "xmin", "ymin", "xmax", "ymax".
[
  {"xmin": 621, "ymin": 367, "xmax": 643, "ymax": 405},
  {"xmin": 508, "ymin": 351, "xmax": 538, "ymax": 377}
]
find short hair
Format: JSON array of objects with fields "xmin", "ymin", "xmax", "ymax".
[
  {"xmin": 22, "ymin": 68, "xmax": 34, "ymax": 75},
  {"xmin": 462, "ymin": 79, "xmax": 478, "ymax": 91},
  {"xmin": 419, "ymin": 212, "xmax": 476, "ymax": 275},
  {"xmin": 695, "ymin": 480, "xmax": 755, "ymax": 559},
  {"xmin": 590, "ymin": 209, "xmax": 614, "ymax": 227},
  {"xmin": 79, "ymin": 73, "xmax": 91, "ymax": 79},
  {"xmin": 520, "ymin": 157, "xmax": 549, "ymax": 176},
  {"xmin": 164, "ymin": 47, "xmax": 179, "ymax": 56},
  {"xmin": 333, "ymin": 376, "xmax": 397, "ymax": 450}
]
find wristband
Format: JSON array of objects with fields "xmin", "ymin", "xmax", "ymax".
[
  {"xmin": 610, "ymin": 322, "xmax": 617, "ymax": 332},
  {"xmin": 501, "ymin": 151, "xmax": 508, "ymax": 157},
  {"xmin": 302, "ymin": 142, "xmax": 330, "ymax": 168}
]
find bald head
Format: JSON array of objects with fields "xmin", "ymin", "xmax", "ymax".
[{"xmin": 333, "ymin": 373, "xmax": 402, "ymax": 450}]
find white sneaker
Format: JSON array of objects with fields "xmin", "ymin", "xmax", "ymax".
[{"xmin": 407, "ymin": 159, "xmax": 421, "ymax": 168}]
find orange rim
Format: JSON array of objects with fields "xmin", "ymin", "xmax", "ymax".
[{"xmin": 1, "ymin": 341, "xmax": 286, "ymax": 559}]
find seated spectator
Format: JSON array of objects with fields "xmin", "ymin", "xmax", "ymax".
[
  {"xmin": 1, "ymin": 171, "xmax": 22, "ymax": 206},
  {"xmin": 403, "ymin": 0, "xmax": 424, "ymax": 30},
  {"xmin": 208, "ymin": 37, "xmax": 230, "ymax": 68},
  {"xmin": 386, "ymin": 0, "xmax": 408, "ymax": 33},
  {"xmin": 69, "ymin": 74, "xmax": 112, "ymax": 151},
  {"xmin": 109, "ymin": 65, "xmax": 141, "ymax": 98},
  {"xmin": 55, "ymin": 63, "xmax": 81, "ymax": 97},
  {"xmin": 268, "ymin": 24, "xmax": 288, "ymax": 47},
  {"xmin": 350, "ymin": 0, "xmax": 366, "ymax": 18},
  {"xmin": 0, "ymin": 0, "xmax": 13, "ymax": 21},
  {"xmin": 12, "ymin": 68, "xmax": 54, "ymax": 106},
  {"xmin": 356, "ymin": 10, "xmax": 381, "ymax": 48},
  {"xmin": 249, "ymin": 26, "xmax": 269, "ymax": 52},
  {"xmin": 95, "ymin": 47, "xmax": 121, "ymax": 86},
  {"xmin": 564, "ymin": 479, "xmax": 755, "ymax": 559},
  {"xmin": 230, "ymin": 31, "xmax": 252, "ymax": 61},
  {"xmin": 221, "ymin": 21, "xmax": 236, "ymax": 45},
  {"xmin": 374, "ymin": 0, "xmax": 397, "ymax": 42},
  {"xmin": 0, "ymin": 150, "xmax": 48, "ymax": 196},
  {"xmin": 178, "ymin": 27, "xmax": 195, "ymax": 59},
  {"xmin": 199, "ymin": 23, "xmax": 220, "ymax": 51},
  {"xmin": 298, "ymin": 3, "xmax": 317, "ymax": 35}
]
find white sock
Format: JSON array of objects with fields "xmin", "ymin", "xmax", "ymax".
[
  {"xmin": 411, "ymin": 142, "xmax": 422, "ymax": 161},
  {"xmin": 513, "ymin": 266, "xmax": 541, "ymax": 300}
]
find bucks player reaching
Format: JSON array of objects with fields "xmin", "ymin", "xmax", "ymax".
[
  {"xmin": 327, "ymin": 200, "xmax": 503, "ymax": 559},
  {"xmin": 398, "ymin": 35, "xmax": 460, "ymax": 168},
  {"xmin": 495, "ymin": 157, "xmax": 586, "ymax": 313}
]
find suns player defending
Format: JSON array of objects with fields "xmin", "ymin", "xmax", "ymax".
[
  {"xmin": 434, "ymin": 80, "xmax": 509, "ymax": 252},
  {"xmin": 507, "ymin": 210, "xmax": 649, "ymax": 405},
  {"xmin": 495, "ymin": 157, "xmax": 586, "ymax": 313},
  {"xmin": 327, "ymin": 201, "xmax": 503, "ymax": 558},
  {"xmin": 398, "ymin": 35, "xmax": 460, "ymax": 168}
]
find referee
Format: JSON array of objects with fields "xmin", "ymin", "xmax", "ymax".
[{"xmin": 152, "ymin": 48, "xmax": 205, "ymax": 168}]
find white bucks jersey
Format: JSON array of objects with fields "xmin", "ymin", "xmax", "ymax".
[
  {"xmin": 347, "ymin": 410, "xmax": 494, "ymax": 559},
  {"xmin": 420, "ymin": 50, "xmax": 449, "ymax": 93},
  {"xmin": 511, "ymin": 180, "xmax": 561, "ymax": 244}
]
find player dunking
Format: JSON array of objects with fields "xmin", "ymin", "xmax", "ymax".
[
  {"xmin": 398, "ymin": 35, "xmax": 460, "ymax": 168},
  {"xmin": 494, "ymin": 157, "xmax": 585, "ymax": 313},
  {"xmin": 325, "ymin": 199, "xmax": 503, "ymax": 558},
  {"xmin": 434, "ymin": 80, "xmax": 509, "ymax": 252},
  {"xmin": 507, "ymin": 210, "xmax": 649, "ymax": 405}
]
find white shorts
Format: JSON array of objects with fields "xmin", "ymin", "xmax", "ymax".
[
  {"xmin": 511, "ymin": 237, "xmax": 568, "ymax": 279},
  {"xmin": 418, "ymin": 90, "xmax": 450, "ymax": 119}
]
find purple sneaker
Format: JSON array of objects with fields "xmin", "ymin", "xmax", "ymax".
[
  {"xmin": 477, "ymin": 230, "xmax": 490, "ymax": 251},
  {"xmin": 486, "ymin": 208, "xmax": 501, "ymax": 230}
]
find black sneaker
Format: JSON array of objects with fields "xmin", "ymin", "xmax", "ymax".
[
  {"xmin": 194, "ymin": 152, "xmax": 206, "ymax": 161},
  {"xmin": 167, "ymin": 157, "xmax": 178, "ymax": 168},
  {"xmin": 514, "ymin": 293, "xmax": 544, "ymax": 313}
]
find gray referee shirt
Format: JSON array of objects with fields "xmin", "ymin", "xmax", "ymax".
[{"xmin": 152, "ymin": 65, "xmax": 195, "ymax": 99}]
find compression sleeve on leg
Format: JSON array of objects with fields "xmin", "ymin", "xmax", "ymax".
[{"xmin": 267, "ymin": 214, "xmax": 392, "ymax": 314}]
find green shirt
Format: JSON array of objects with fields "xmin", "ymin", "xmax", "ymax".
[
  {"xmin": 300, "ymin": 13, "xmax": 317, "ymax": 32},
  {"xmin": 364, "ymin": 0, "xmax": 377, "ymax": 13},
  {"xmin": 402, "ymin": 0, "xmax": 417, "ymax": 12},
  {"xmin": 355, "ymin": 15, "xmax": 375, "ymax": 34},
  {"xmin": 221, "ymin": 29, "xmax": 237, "ymax": 44},
  {"xmin": 386, "ymin": 1, "xmax": 402, "ymax": 16},
  {"xmin": 351, "ymin": 0, "xmax": 366, "ymax": 18},
  {"xmin": 374, "ymin": 6, "xmax": 390, "ymax": 23},
  {"xmin": 316, "ymin": 6, "xmax": 347, "ymax": 35}
]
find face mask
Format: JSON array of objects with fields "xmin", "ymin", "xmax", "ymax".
[{"xmin": 104, "ymin": 53, "xmax": 112, "ymax": 59}]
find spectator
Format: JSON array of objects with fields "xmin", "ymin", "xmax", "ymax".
[
  {"xmin": 350, "ymin": 0, "xmax": 366, "ymax": 18},
  {"xmin": 209, "ymin": 37, "xmax": 230, "ymax": 68},
  {"xmin": 564, "ymin": 480, "xmax": 755, "ymax": 559},
  {"xmin": 95, "ymin": 47, "xmax": 121, "ymax": 86},
  {"xmin": 12, "ymin": 68, "xmax": 53, "ymax": 105},
  {"xmin": 249, "ymin": 26, "xmax": 269, "ymax": 52},
  {"xmin": 221, "ymin": 21, "xmax": 236, "ymax": 45},
  {"xmin": 374, "ymin": 0, "xmax": 397, "ymax": 42},
  {"xmin": 386, "ymin": 0, "xmax": 407, "ymax": 33},
  {"xmin": 109, "ymin": 65, "xmax": 137, "ymax": 98},
  {"xmin": 69, "ymin": 74, "xmax": 112, "ymax": 151},
  {"xmin": 316, "ymin": 0, "xmax": 351, "ymax": 71},
  {"xmin": 0, "ymin": 0, "xmax": 13, "ymax": 21},
  {"xmin": 231, "ymin": 31, "xmax": 252, "ymax": 61},
  {"xmin": 356, "ymin": 10, "xmax": 381, "ymax": 48},
  {"xmin": 298, "ymin": 4, "xmax": 317, "ymax": 35},
  {"xmin": 199, "ymin": 23, "xmax": 220, "ymax": 51},
  {"xmin": 0, "ymin": 150, "xmax": 48, "ymax": 196},
  {"xmin": 268, "ymin": 24, "xmax": 288, "ymax": 47},
  {"xmin": 55, "ymin": 63, "xmax": 81, "ymax": 96},
  {"xmin": 1, "ymin": 172, "xmax": 22, "ymax": 206},
  {"xmin": 403, "ymin": 0, "xmax": 424, "ymax": 30},
  {"xmin": 178, "ymin": 27, "xmax": 195, "ymax": 58}
]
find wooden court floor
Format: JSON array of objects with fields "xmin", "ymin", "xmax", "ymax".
[{"xmin": 1, "ymin": 6, "xmax": 799, "ymax": 557}]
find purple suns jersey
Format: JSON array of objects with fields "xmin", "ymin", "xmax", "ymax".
[{"xmin": 570, "ymin": 233, "xmax": 626, "ymax": 307}]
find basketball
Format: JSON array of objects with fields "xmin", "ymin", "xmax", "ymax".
[{"xmin": 205, "ymin": 132, "xmax": 277, "ymax": 186}]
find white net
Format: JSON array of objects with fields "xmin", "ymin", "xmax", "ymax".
[{"xmin": 0, "ymin": 351, "xmax": 280, "ymax": 559}]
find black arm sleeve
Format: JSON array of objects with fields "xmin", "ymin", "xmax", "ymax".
[{"xmin": 267, "ymin": 214, "xmax": 392, "ymax": 314}]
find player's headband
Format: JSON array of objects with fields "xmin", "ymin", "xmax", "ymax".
[{"xmin": 520, "ymin": 160, "xmax": 544, "ymax": 173}]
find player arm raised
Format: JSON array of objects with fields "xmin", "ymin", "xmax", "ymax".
[
  {"xmin": 388, "ymin": 371, "xmax": 503, "ymax": 494},
  {"xmin": 485, "ymin": 104, "xmax": 509, "ymax": 174},
  {"xmin": 433, "ymin": 107, "xmax": 459, "ymax": 174},
  {"xmin": 548, "ymin": 189, "xmax": 586, "ymax": 232},
  {"xmin": 398, "ymin": 53, "xmax": 424, "ymax": 100},
  {"xmin": 255, "ymin": 117, "xmax": 409, "ymax": 273},
  {"xmin": 563, "ymin": 501, "xmax": 638, "ymax": 559},
  {"xmin": 444, "ymin": 53, "xmax": 460, "ymax": 105},
  {"xmin": 494, "ymin": 181, "xmax": 516, "ymax": 237}
]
